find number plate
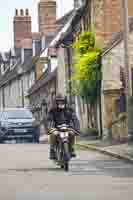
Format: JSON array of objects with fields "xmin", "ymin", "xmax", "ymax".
[{"xmin": 14, "ymin": 129, "xmax": 27, "ymax": 133}]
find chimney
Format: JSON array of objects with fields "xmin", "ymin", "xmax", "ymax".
[
  {"xmin": 38, "ymin": 0, "xmax": 57, "ymax": 36},
  {"xmin": 13, "ymin": 9, "xmax": 32, "ymax": 49}
]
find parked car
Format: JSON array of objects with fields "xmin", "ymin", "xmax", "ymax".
[{"xmin": 0, "ymin": 108, "xmax": 40, "ymax": 143}]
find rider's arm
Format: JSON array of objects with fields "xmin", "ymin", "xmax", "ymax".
[
  {"xmin": 46, "ymin": 110, "xmax": 54, "ymax": 133},
  {"xmin": 71, "ymin": 109, "xmax": 80, "ymax": 132}
]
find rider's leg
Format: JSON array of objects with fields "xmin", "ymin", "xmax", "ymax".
[
  {"xmin": 69, "ymin": 134, "xmax": 76, "ymax": 157},
  {"xmin": 49, "ymin": 132, "xmax": 57, "ymax": 160}
]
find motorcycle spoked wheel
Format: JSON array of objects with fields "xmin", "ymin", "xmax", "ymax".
[
  {"xmin": 56, "ymin": 142, "xmax": 69, "ymax": 172},
  {"xmin": 55, "ymin": 143, "xmax": 63, "ymax": 166},
  {"xmin": 63, "ymin": 142, "xmax": 70, "ymax": 172}
]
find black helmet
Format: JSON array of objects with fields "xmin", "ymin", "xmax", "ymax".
[{"xmin": 55, "ymin": 94, "xmax": 67, "ymax": 108}]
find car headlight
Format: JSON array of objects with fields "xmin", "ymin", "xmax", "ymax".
[{"xmin": 1, "ymin": 121, "xmax": 8, "ymax": 128}]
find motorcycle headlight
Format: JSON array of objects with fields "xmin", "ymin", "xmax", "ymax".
[{"xmin": 53, "ymin": 131, "xmax": 59, "ymax": 135}]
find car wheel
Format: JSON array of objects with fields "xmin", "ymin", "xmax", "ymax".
[{"xmin": 0, "ymin": 139, "xmax": 4, "ymax": 144}]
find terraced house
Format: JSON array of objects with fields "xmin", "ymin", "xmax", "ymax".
[
  {"xmin": 0, "ymin": 9, "xmax": 39, "ymax": 109},
  {"xmin": 0, "ymin": 0, "xmax": 59, "ymax": 109}
]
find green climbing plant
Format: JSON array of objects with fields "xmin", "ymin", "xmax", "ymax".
[{"xmin": 72, "ymin": 31, "xmax": 103, "ymax": 104}]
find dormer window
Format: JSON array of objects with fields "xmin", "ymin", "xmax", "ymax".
[
  {"xmin": 10, "ymin": 59, "xmax": 13, "ymax": 69},
  {"xmin": 1, "ymin": 62, "xmax": 8, "ymax": 75}
]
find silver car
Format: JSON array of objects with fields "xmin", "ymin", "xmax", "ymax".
[{"xmin": 0, "ymin": 108, "xmax": 40, "ymax": 143}]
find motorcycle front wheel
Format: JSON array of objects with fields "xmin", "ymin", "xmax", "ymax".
[{"xmin": 63, "ymin": 142, "xmax": 70, "ymax": 172}]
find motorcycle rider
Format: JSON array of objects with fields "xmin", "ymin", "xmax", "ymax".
[{"xmin": 46, "ymin": 94, "xmax": 80, "ymax": 160}]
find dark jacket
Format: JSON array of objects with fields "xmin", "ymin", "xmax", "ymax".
[{"xmin": 45, "ymin": 106, "xmax": 80, "ymax": 131}]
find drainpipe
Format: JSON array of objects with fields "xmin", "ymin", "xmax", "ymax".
[
  {"xmin": 98, "ymin": 56, "xmax": 103, "ymax": 139},
  {"xmin": 2, "ymin": 87, "xmax": 5, "ymax": 108},
  {"xmin": 99, "ymin": 80, "xmax": 103, "ymax": 139},
  {"xmin": 21, "ymin": 78, "xmax": 24, "ymax": 107},
  {"xmin": 66, "ymin": 47, "xmax": 72, "ymax": 105}
]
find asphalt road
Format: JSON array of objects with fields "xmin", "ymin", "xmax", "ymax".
[{"xmin": 0, "ymin": 144, "xmax": 133, "ymax": 200}]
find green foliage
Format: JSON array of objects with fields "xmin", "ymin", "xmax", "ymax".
[
  {"xmin": 73, "ymin": 32, "xmax": 95, "ymax": 55},
  {"xmin": 72, "ymin": 31, "xmax": 102, "ymax": 103}
]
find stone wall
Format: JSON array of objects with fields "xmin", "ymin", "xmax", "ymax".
[
  {"xmin": 102, "ymin": 29, "xmax": 133, "ymax": 141},
  {"xmin": 111, "ymin": 113, "xmax": 128, "ymax": 143}
]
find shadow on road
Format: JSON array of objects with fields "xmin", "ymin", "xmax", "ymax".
[
  {"xmin": 0, "ymin": 158, "xmax": 133, "ymax": 178},
  {"xmin": 71, "ymin": 158, "xmax": 133, "ymax": 178}
]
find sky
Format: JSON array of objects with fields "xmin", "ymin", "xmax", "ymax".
[{"xmin": 0, "ymin": 0, "xmax": 73, "ymax": 51}]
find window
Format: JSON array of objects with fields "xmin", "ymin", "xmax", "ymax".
[
  {"xmin": 10, "ymin": 58, "xmax": 16, "ymax": 70},
  {"xmin": 1, "ymin": 63, "xmax": 8, "ymax": 75}
]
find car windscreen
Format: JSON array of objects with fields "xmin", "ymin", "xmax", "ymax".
[{"xmin": 4, "ymin": 110, "xmax": 33, "ymax": 119}]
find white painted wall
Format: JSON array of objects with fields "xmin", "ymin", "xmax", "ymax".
[
  {"xmin": 57, "ymin": 47, "xmax": 67, "ymax": 96},
  {"xmin": 0, "ymin": 70, "xmax": 35, "ymax": 109}
]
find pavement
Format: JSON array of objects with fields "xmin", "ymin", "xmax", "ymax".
[
  {"xmin": 0, "ymin": 143, "xmax": 133, "ymax": 199},
  {"xmin": 39, "ymin": 134, "xmax": 133, "ymax": 164},
  {"xmin": 77, "ymin": 139, "xmax": 133, "ymax": 163}
]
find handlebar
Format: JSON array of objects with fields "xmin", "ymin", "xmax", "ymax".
[{"xmin": 48, "ymin": 126, "xmax": 80, "ymax": 136}]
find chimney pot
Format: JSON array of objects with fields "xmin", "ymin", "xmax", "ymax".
[
  {"xmin": 15, "ymin": 9, "xmax": 18, "ymax": 16},
  {"xmin": 20, "ymin": 9, "xmax": 24, "ymax": 16},
  {"xmin": 25, "ymin": 9, "xmax": 29, "ymax": 16}
]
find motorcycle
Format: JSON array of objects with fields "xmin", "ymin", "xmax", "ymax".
[{"xmin": 49, "ymin": 124, "xmax": 78, "ymax": 172}]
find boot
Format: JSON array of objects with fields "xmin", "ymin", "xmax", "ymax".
[
  {"xmin": 69, "ymin": 136, "xmax": 76, "ymax": 157},
  {"xmin": 71, "ymin": 147, "xmax": 76, "ymax": 157}
]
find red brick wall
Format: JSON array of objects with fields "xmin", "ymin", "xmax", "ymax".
[
  {"xmin": 14, "ymin": 9, "xmax": 32, "ymax": 48},
  {"xmin": 95, "ymin": 0, "xmax": 121, "ymax": 42},
  {"xmin": 128, "ymin": 0, "xmax": 133, "ymax": 16},
  {"xmin": 38, "ymin": 0, "xmax": 57, "ymax": 36}
]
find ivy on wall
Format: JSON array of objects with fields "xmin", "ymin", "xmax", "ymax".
[{"xmin": 72, "ymin": 31, "xmax": 103, "ymax": 104}]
